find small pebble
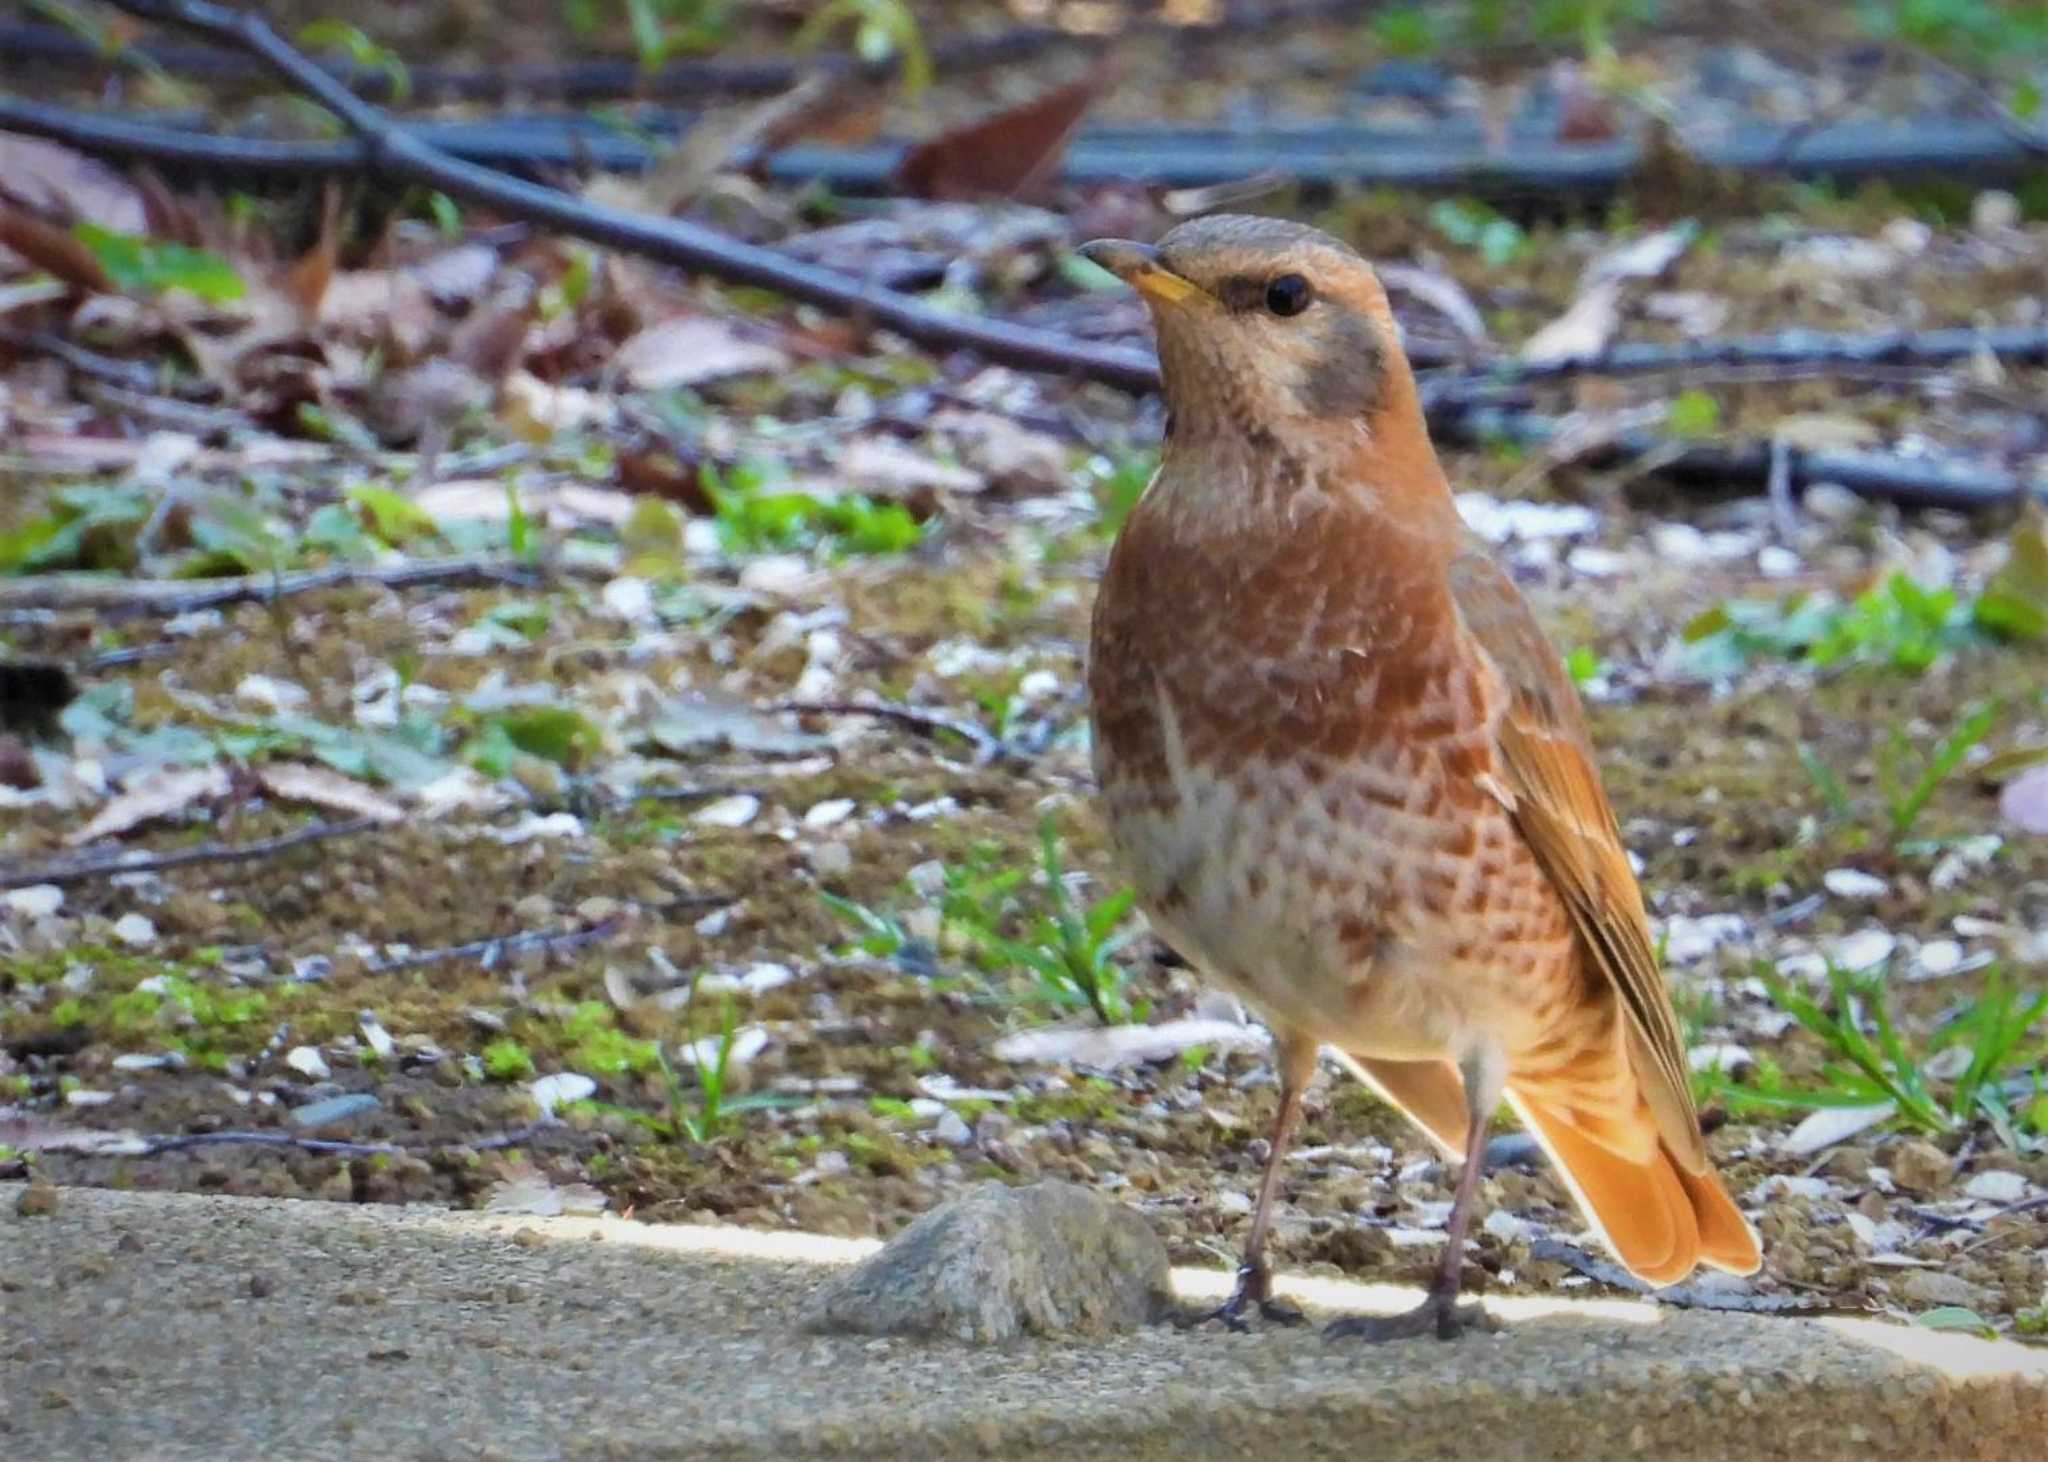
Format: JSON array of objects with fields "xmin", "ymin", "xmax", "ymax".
[
  {"xmin": 1829, "ymin": 927, "xmax": 1896, "ymax": 972},
  {"xmin": 1890, "ymin": 1138, "xmax": 1955, "ymax": 1193},
  {"xmin": 16, "ymin": 1183, "xmax": 59, "ymax": 1217},
  {"xmin": 285, "ymin": 1046, "xmax": 332, "ymax": 1081},
  {"xmin": 247, "ymin": 1272, "xmax": 276, "ymax": 1299},
  {"xmin": 1823, "ymin": 869, "xmax": 1887, "ymax": 900},
  {"xmin": 694, "ymin": 794, "xmax": 761, "ymax": 828},
  {"xmin": 804, "ymin": 799, "xmax": 856, "ymax": 828},
  {"xmin": 933, "ymin": 1110, "xmax": 973, "ymax": 1148},
  {"xmin": 111, "ymin": 913, "xmax": 157, "ymax": 948},
  {"xmin": 3, "ymin": 884, "xmax": 63, "ymax": 918},
  {"xmin": 530, "ymin": 1072, "xmax": 597, "ymax": 1117},
  {"xmin": 1963, "ymin": 1170, "xmax": 2028, "ymax": 1204},
  {"xmin": 289, "ymin": 1093, "xmax": 380, "ymax": 1129}
]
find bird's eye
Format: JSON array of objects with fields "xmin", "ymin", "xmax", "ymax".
[{"xmin": 1264, "ymin": 273, "xmax": 1312, "ymax": 317}]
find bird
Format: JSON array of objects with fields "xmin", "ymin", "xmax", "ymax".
[{"xmin": 1080, "ymin": 215, "xmax": 1760, "ymax": 1342}]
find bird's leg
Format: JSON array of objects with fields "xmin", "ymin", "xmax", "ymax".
[
  {"xmin": 1191, "ymin": 1028, "xmax": 1316, "ymax": 1331},
  {"xmin": 1327, "ymin": 1049, "xmax": 1507, "ymax": 1344}
]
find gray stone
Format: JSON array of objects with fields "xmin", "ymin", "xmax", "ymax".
[{"xmin": 799, "ymin": 1180, "xmax": 1171, "ymax": 1344}]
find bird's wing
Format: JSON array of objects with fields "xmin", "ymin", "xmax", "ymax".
[{"xmin": 1446, "ymin": 545, "xmax": 1707, "ymax": 1173}]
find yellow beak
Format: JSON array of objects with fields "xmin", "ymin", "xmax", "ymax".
[{"xmin": 1079, "ymin": 239, "xmax": 1211, "ymax": 307}]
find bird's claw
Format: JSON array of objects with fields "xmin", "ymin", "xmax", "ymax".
[
  {"xmin": 1180, "ymin": 1262, "xmax": 1305, "ymax": 1332},
  {"xmin": 1323, "ymin": 1290, "xmax": 1491, "ymax": 1344}
]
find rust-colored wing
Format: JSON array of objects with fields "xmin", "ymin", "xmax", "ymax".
[{"xmin": 1446, "ymin": 546, "xmax": 1706, "ymax": 1174}]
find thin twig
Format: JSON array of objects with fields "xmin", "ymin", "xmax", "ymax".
[
  {"xmin": 30, "ymin": 2, "xmax": 1164, "ymax": 393},
  {"xmin": 770, "ymin": 698, "xmax": 1001, "ymax": 765},
  {"xmin": 1433, "ymin": 403, "xmax": 2045, "ymax": 511},
  {"xmin": 0, "ymin": 818, "xmax": 378, "ymax": 891},
  {"xmin": 1416, "ymin": 325, "xmax": 2048, "ymax": 404},
  {"xmin": 0, "ymin": 555, "xmax": 553, "ymax": 618},
  {"xmin": 367, "ymin": 915, "xmax": 631, "ymax": 974}
]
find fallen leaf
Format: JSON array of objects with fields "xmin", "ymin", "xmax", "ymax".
[
  {"xmin": 69, "ymin": 764, "xmax": 230, "ymax": 846},
  {"xmin": 838, "ymin": 435, "xmax": 983, "ymax": 506},
  {"xmin": 0, "ymin": 135, "xmax": 146, "ymax": 236},
  {"xmin": 612, "ymin": 315, "xmax": 789, "ymax": 390},
  {"xmin": 255, "ymin": 762, "xmax": 404, "ymax": 823},
  {"xmin": 991, "ymin": 1018, "xmax": 1270, "ymax": 1070},
  {"xmin": 1378, "ymin": 262, "xmax": 1491, "ymax": 346},
  {"xmin": 1585, "ymin": 221, "xmax": 1697, "ymax": 286},
  {"xmin": 895, "ymin": 56, "xmax": 1115, "ymax": 200},
  {"xmin": 1777, "ymin": 1102, "xmax": 1896, "ymax": 1157},
  {"xmin": 483, "ymin": 1159, "xmax": 609, "ymax": 1216},
  {"xmin": 1519, "ymin": 280, "xmax": 1623, "ymax": 363}
]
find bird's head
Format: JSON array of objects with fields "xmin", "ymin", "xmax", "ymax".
[{"xmin": 1081, "ymin": 215, "xmax": 1410, "ymax": 446}]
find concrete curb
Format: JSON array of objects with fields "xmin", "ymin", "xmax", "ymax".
[{"xmin": 4, "ymin": 1184, "xmax": 2044, "ymax": 1460}]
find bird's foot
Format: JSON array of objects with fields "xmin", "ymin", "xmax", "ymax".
[
  {"xmin": 1179, "ymin": 1261, "xmax": 1305, "ymax": 1333},
  {"xmin": 1323, "ymin": 1285, "xmax": 1493, "ymax": 1344}
]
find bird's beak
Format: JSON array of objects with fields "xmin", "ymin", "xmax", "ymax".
[{"xmin": 1079, "ymin": 239, "xmax": 1210, "ymax": 307}]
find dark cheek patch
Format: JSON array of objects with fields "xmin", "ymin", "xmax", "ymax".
[{"xmin": 1301, "ymin": 310, "xmax": 1385, "ymax": 419}]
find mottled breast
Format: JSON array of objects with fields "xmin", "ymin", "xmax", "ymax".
[{"xmin": 1088, "ymin": 473, "xmax": 1572, "ymax": 1054}]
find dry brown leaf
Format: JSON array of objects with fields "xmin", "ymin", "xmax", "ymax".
[
  {"xmin": 612, "ymin": 314, "xmax": 789, "ymax": 390},
  {"xmin": 69, "ymin": 765, "xmax": 230, "ymax": 846},
  {"xmin": 282, "ymin": 183, "xmax": 343, "ymax": 321},
  {"xmin": 255, "ymin": 762, "xmax": 404, "ymax": 824},
  {"xmin": 320, "ymin": 269, "xmax": 437, "ymax": 358},
  {"xmin": 838, "ymin": 436, "xmax": 983, "ymax": 511},
  {"xmin": 0, "ymin": 201, "xmax": 112, "ymax": 294},
  {"xmin": 895, "ymin": 55, "xmax": 1116, "ymax": 200}
]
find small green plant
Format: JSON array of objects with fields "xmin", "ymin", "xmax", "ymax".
[
  {"xmin": 1086, "ymin": 451, "xmax": 1157, "ymax": 537},
  {"xmin": 1563, "ymin": 645, "xmax": 1602, "ymax": 686},
  {"xmin": 71, "ymin": 223, "xmax": 244, "ymax": 303},
  {"xmin": 978, "ymin": 817, "xmax": 1141, "ymax": 1025},
  {"xmin": 1877, "ymin": 700, "xmax": 2001, "ymax": 838},
  {"xmin": 1679, "ymin": 571, "xmax": 2042, "ymax": 680},
  {"xmin": 1798, "ymin": 699, "xmax": 2002, "ymax": 840},
  {"xmin": 297, "ymin": 19, "xmax": 410, "ymax": 101},
  {"xmin": 821, "ymin": 821, "xmax": 1140, "ymax": 1023},
  {"xmin": 655, "ymin": 983, "xmax": 791, "ymax": 1142},
  {"xmin": 1700, "ymin": 964, "xmax": 2047, "ymax": 1144},
  {"xmin": 1664, "ymin": 389, "xmax": 1721, "ymax": 438},
  {"xmin": 1427, "ymin": 198, "xmax": 1529, "ymax": 266},
  {"xmin": 1371, "ymin": 5, "xmax": 1442, "ymax": 57},
  {"xmin": 796, "ymin": 0, "xmax": 931, "ymax": 93},
  {"xmin": 702, "ymin": 462, "xmax": 921, "ymax": 557}
]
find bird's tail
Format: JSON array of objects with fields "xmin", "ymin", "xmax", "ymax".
[{"xmin": 1506, "ymin": 1088, "xmax": 1760, "ymax": 1287}]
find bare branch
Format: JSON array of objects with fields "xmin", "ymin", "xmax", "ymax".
[{"xmin": 0, "ymin": 818, "xmax": 379, "ymax": 891}]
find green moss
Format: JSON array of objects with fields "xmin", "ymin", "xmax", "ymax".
[{"xmin": 482, "ymin": 1040, "xmax": 537, "ymax": 1081}]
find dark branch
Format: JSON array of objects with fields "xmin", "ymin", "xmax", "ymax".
[{"xmin": 0, "ymin": 818, "xmax": 378, "ymax": 891}]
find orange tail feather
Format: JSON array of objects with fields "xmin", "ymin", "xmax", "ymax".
[{"xmin": 1507, "ymin": 1090, "xmax": 1760, "ymax": 1286}]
